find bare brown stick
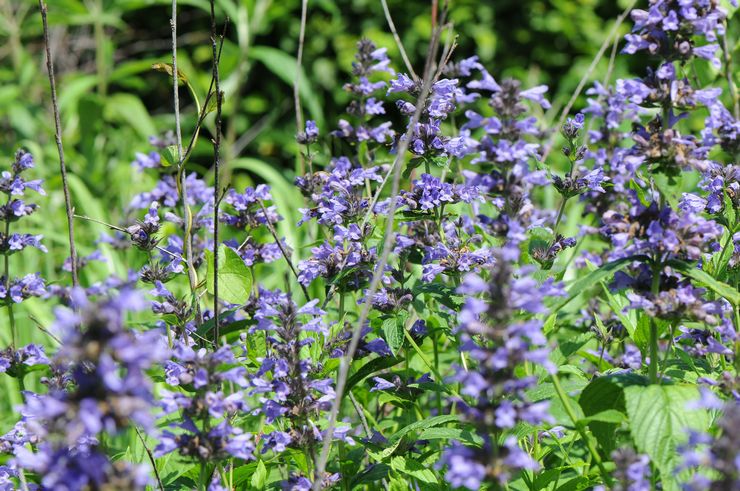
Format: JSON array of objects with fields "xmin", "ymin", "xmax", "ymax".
[
  {"xmin": 134, "ymin": 426, "xmax": 165, "ymax": 491},
  {"xmin": 294, "ymin": 0, "xmax": 309, "ymax": 174},
  {"xmin": 380, "ymin": 0, "xmax": 418, "ymax": 81},
  {"xmin": 312, "ymin": 8, "xmax": 449, "ymax": 487},
  {"xmin": 39, "ymin": 0, "xmax": 79, "ymax": 288},
  {"xmin": 210, "ymin": 0, "xmax": 224, "ymax": 340},
  {"xmin": 540, "ymin": 0, "xmax": 636, "ymax": 164}
]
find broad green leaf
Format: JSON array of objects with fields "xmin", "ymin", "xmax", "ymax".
[
  {"xmin": 668, "ymin": 260, "xmax": 740, "ymax": 306},
  {"xmin": 251, "ymin": 460, "xmax": 266, "ymax": 489},
  {"xmin": 578, "ymin": 373, "xmax": 647, "ymax": 454},
  {"xmin": 390, "ymin": 456, "xmax": 437, "ymax": 484},
  {"xmin": 625, "ymin": 384, "xmax": 710, "ymax": 489},
  {"xmin": 205, "ymin": 244, "xmax": 252, "ymax": 305}
]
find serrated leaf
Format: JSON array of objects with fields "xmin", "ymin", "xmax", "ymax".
[
  {"xmin": 205, "ymin": 245, "xmax": 252, "ymax": 305},
  {"xmin": 251, "ymin": 460, "xmax": 266, "ymax": 489},
  {"xmin": 625, "ymin": 384, "xmax": 710, "ymax": 489},
  {"xmin": 382, "ymin": 315, "xmax": 405, "ymax": 356}
]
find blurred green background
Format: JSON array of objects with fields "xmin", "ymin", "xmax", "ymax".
[
  {"xmin": 0, "ymin": 0, "xmax": 640, "ymax": 335},
  {"xmin": 1, "ymin": 0, "xmax": 640, "ymax": 175}
]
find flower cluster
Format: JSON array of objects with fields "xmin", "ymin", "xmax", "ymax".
[
  {"xmin": 439, "ymin": 257, "xmax": 564, "ymax": 488},
  {"xmin": 7, "ymin": 289, "xmax": 165, "ymax": 490}
]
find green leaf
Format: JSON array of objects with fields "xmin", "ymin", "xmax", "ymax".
[
  {"xmin": 722, "ymin": 192, "xmax": 736, "ymax": 227},
  {"xmin": 668, "ymin": 259, "xmax": 740, "ymax": 306},
  {"xmin": 390, "ymin": 456, "xmax": 438, "ymax": 484},
  {"xmin": 250, "ymin": 46, "xmax": 325, "ymax": 128},
  {"xmin": 578, "ymin": 373, "xmax": 647, "ymax": 454},
  {"xmin": 417, "ymin": 427, "xmax": 484, "ymax": 446},
  {"xmin": 350, "ymin": 463, "xmax": 390, "ymax": 487},
  {"xmin": 625, "ymin": 384, "xmax": 710, "ymax": 488},
  {"xmin": 103, "ymin": 93, "xmax": 156, "ymax": 140},
  {"xmin": 388, "ymin": 414, "xmax": 459, "ymax": 443},
  {"xmin": 578, "ymin": 409, "xmax": 626, "ymax": 425},
  {"xmin": 160, "ymin": 145, "xmax": 179, "ymax": 167},
  {"xmin": 382, "ymin": 315, "xmax": 406, "ymax": 356},
  {"xmin": 413, "ymin": 282, "xmax": 464, "ymax": 310},
  {"xmin": 205, "ymin": 245, "xmax": 252, "ymax": 305},
  {"xmin": 550, "ymin": 257, "xmax": 635, "ymax": 311},
  {"xmin": 346, "ymin": 356, "xmax": 402, "ymax": 393},
  {"xmin": 250, "ymin": 460, "xmax": 266, "ymax": 489}
]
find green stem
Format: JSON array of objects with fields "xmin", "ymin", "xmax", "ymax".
[
  {"xmin": 4, "ymin": 202, "xmax": 16, "ymax": 348},
  {"xmin": 432, "ymin": 327, "xmax": 442, "ymax": 414},
  {"xmin": 403, "ymin": 328, "xmax": 460, "ymax": 399},
  {"xmin": 551, "ymin": 372, "xmax": 612, "ymax": 487},
  {"xmin": 553, "ymin": 198, "xmax": 568, "ymax": 237},
  {"xmin": 649, "ymin": 260, "xmax": 662, "ymax": 384},
  {"xmin": 199, "ymin": 461, "xmax": 208, "ymax": 491}
]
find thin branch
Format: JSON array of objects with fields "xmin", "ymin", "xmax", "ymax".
[
  {"xmin": 210, "ymin": 0, "xmax": 224, "ymax": 341},
  {"xmin": 348, "ymin": 391, "xmax": 372, "ymax": 438},
  {"xmin": 171, "ymin": 0, "xmax": 183, "ymax": 162},
  {"xmin": 312, "ymin": 7, "xmax": 448, "ymax": 487},
  {"xmin": 73, "ymin": 214, "xmax": 183, "ymax": 262},
  {"xmin": 257, "ymin": 201, "xmax": 311, "ymax": 302},
  {"xmin": 171, "ymin": 0, "xmax": 202, "ymax": 324},
  {"xmin": 134, "ymin": 426, "xmax": 165, "ymax": 491},
  {"xmin": 380, "ymin": 0, "xmax": 418, "ymax": 81},
  {"xmin": 39, "ymin": 0, "xmax": 79, "ymax": 288},
  {"xmin": 181, "ymin": 28, "xmax": 227, "ymax": 165},
  {"xmin": 540, "ymin": 0, "xmax": 636, "ymax": 164},
  {"xmin": 294, "ymin": 0, "xmax": 309, "ymax": 174},
  {"xmin": 28, "ymin": 315, "xmax": 61, "ymax": 344}
]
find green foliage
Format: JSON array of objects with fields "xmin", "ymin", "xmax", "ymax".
[{"xmin": 205, "ymin": 243, "xmax": 252, "ymax": 305}]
